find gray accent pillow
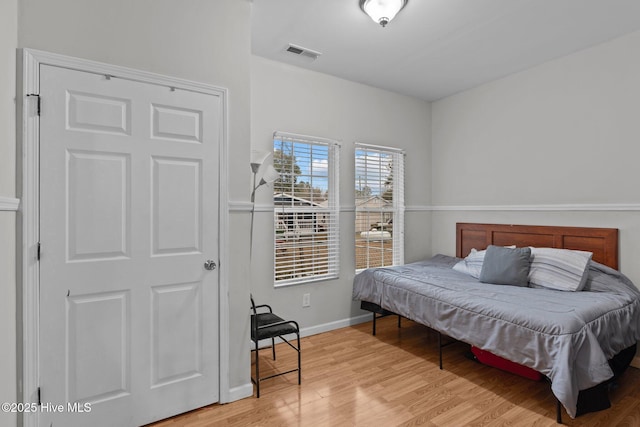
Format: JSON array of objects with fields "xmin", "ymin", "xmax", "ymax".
[{"xmin": 479, "ymin": 245, "xmax": 531, "ymax": 286}]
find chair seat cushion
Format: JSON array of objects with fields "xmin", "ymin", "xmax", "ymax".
[{"xmin": 251, "ymin": 313, "xmax": 299, "ymax": 340}]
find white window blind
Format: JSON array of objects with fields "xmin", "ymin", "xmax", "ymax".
[
  {"xmin": 355, "ymin": 143, "xmax": 404, "ymax": 270},
  {"xmin": 273, "ymin": 132, "xmax": 340, "ymax": 286}
]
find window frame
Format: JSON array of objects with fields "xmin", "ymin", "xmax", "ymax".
[
  {"xmin": 273, "ymin": 131, "xmax": 340, "ymax": 287},
  {"xmin": 354, "ymin": 143, "xmax": 405, "ymax": 272}
]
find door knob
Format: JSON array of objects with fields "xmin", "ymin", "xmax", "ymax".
[{"xmin": 204, "ymin": 260, "xmax": 217, "ymax": 270}]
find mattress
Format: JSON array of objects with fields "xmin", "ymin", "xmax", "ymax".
[{"xmin": 352, "ymin": 254, "xmax": 640, "ymax": 418}]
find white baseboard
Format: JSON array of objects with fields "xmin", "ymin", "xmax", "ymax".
[
  {"xmin": 253, "ymin": 313, "xmax": 372, "ymax": 351},
  {"xmin": 631, "ymin": 356, "xmax": 640, "ymax": 369},
  {"xmin": 299, "ymin": 313, "xmax": 372, "ymax": 338},
  {"xmin": 222, "ymin": 383, "xmax": 254, "ymax": 404}
]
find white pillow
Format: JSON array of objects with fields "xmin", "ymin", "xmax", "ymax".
[
  {"xmin": 528, "ymin": 247, "xmax": 593, "ymax": 291},
  {"xmin": 453, "ymin": 248, "xmax": 485, "ymax": 278},
  {"xmin": 453, "ymin": 246, "xmax": 516, "ymax": 279}
]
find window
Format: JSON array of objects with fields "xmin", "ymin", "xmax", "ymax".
[
  {"xmin": 355, "ymin": 143, "xmax": 404, "ymax": 270},
  {"xmin": 273, "ymin": 132, "xmax": 340, "ymax": 286}
]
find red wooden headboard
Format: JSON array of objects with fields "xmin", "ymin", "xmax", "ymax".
[{"xmin": 456, "ymin": 223, "xmax": 619, "ymax": 270}]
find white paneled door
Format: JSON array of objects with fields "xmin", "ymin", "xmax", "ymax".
[{"xmin": 38, "ymin": 64, "xmax": 220, "ymax": 427}]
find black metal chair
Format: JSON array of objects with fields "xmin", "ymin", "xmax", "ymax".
[{"xmin": 250, "ymin": 294, "xmax": 301, "ymax": 397}]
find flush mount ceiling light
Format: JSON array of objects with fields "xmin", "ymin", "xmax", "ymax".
[{"xmin": 359, "ymin": 0, "xmax": 408, "ymax": 28}]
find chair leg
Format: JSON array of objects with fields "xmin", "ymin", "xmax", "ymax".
[
  {"xmin": 272, "ymin": 337, "xmax": 276, "ymax": 360},
  {"xmin": 252, "ymin": 332, "xmax": 301, "ymax": 396},
  {"xmin": 254, "ymin": 341, "xmax": 261, "ymax": 398},
  {"xmin": 297, "ymin": 332, "xmax": 301, "ymax": 385}
]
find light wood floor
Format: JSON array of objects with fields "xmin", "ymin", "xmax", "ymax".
[{"xmin": 150, "ymin": 316, "xmax": 640, "ymax": 426}]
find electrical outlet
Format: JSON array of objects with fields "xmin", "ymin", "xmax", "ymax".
[{"xmin": 302, "ymin": 293, "xmax": 311, "ymax": 307}]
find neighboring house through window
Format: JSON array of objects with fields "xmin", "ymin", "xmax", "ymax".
[
  {"xmin": 355, "ymin": 143, "xmax": 404, "ymax": 270},
  {"xmin": 273, "ymin": 132, "xmax": 340, "ymax": 285}
]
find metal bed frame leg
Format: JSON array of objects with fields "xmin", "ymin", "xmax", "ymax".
[
  {"xmin": 372, "ymin": 312, "xmax": 377, "ymax": 335},
  {"xmin": 438, "ymin": 332, "xmax": 443, "ymax": 370},
  {"xmin": 372, "ymin": 312, "xmax": 402, "ymax": 336},
  {"xmin": 556, "ymin": 399, "xmax": 562, "ymax": 424}
]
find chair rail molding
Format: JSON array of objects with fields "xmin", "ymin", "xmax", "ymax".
[
  {"xmin": 0, "ymin": 196, "xmax": 19, "ymax": 211},
  {"xmin": 232, "ymin": 203, "xmax": 640, "ymax": 213},
  {"xmin": 430, "ymin": 203, "xmax": 640, "ymax": 211},
  {"xmin": 229, "ymin": 201, "xmax": 254, "ymax": 212}
]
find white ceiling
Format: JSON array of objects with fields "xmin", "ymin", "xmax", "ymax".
[{"xmin": 251, "ymin": 0, "xmax": 640, "ymax": 101}]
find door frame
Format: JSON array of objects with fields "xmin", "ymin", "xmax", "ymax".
[{"xmin": 17, "ymin": 48, "xmax": 231, "ymax": 427}]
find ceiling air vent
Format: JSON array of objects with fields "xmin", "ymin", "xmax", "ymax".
[{"xmin": 284, "ymin": 44, "xmax": 321, "ymax": 62}]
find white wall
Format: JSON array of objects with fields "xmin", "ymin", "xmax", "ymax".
[
  {"xmin": 250, "ymin": 55, "xmax": 431, "ymax": 333},
  {"xmin": 17, "ymin": 0, "xmax": 253, "ymax": 407},
  {"xmin": 431, "ymin": 29, "xmax": 640, "ymax": 286},
  {"xmin": 0, "ymin": 1, "xmax": 18, "ymax": 426}
]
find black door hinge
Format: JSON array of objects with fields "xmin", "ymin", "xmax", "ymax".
[
  {"xmin": 37, "ymin": 387, "xmax": 41, "ymax": 406},
  {"xmin": 37, "ymin": 242, "xmax": 41, "ymax": 261},
  {"xmin": 27, "ymin": 94, "xmax": 41, "ymax": 116}
]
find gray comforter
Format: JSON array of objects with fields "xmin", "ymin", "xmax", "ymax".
[{"xmin": 352, "ymin": 254, "xmax": 640, "ymax": 418}]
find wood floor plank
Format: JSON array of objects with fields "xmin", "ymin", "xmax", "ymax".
[{"xmin": 148, "ymin": 317, "xmax": 640, "ymax": 426}]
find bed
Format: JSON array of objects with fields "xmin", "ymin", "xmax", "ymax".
[{"xmin": 352, "ymin": 223, "xmax": 640, "ymax": 421}]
